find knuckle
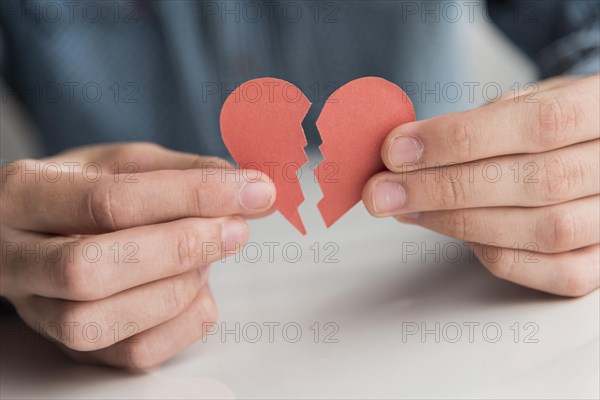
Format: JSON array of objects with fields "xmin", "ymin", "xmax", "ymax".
[
  {"xmin": 87, "ymin": 184, "xmax": 120, "ymax": 231},
  {"xmin": 535, "ymin": 154, "xmax": 583, "ymax": 203},
  {"xmin": 53, "ymin": 303, "xmax": 100, "ymax": 351},
  {"xmin": 447, "ymin": 210, "xmax": 475, "ymax": 239},
  {"xmin": 192, "ymin": 179, "xmax": 222, "ymax": 215},
  {"xmin": 446, "ymin": 118, "xmax": 478, "ymax": 162},
  {"xmin": 176, "ymin": 224, "xmax": 205, "ymax": 270},
  {"xmin": 161, "ymin": 276, "xmax": 190, "ymax": 315},
  {"xmin": 534, "ymin": 97, "xmax": 576, "ymax": 147},
  {"xmin": 562, "ymin": 267, "xmax": 597, "ymax": 297},
  {"xmin": 538, "ymin": 209, "xmax": 578, "ymax": 252},
  {"xmin": 121, "ymin": 338, "xmax": 157, "ymax": 369},
  {"xmin": 54, "ymin": 248, "xmax": 102, "ymax": 301},
  {"xmin": 435, "ymin": 177, "xmax": 467, "ymax": 210},
  {"xmin": 478, "ymin": 247, "xmax": 514, "ymax": 281}
]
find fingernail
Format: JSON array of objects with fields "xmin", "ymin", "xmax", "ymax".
[
  {"xmin": 372, "ymin": 181, "xmax": 406, "ymax": 214},
  {"xmin": 239, "ymin": 181, "xmax": 274, "ymax": 210},
  {"xmin": 221, "ymin": 218, "xmax": 248, "ymax": 253},
  {"xmin": 389, "ymin": 136, "xmax": 423, "ymax": 167}
]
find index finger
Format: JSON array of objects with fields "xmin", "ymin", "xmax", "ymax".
[
  {"xmin": 2, "ymin": 161, "xmax": 275, "ymax": 234},
  {"xmin": 382, "ymin": 74, "xmax": 600, "ymax": 172}
]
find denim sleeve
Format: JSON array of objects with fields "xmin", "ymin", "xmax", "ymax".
[{"xmin": 488, "ymin": 0, "xmax": 600, "ymax": 78}]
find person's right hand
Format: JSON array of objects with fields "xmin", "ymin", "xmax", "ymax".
[{"xmin": 0, "ymin": 142, "xmax": 275, "ymax": 368}]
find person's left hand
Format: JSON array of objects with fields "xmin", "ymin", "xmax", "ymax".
[{"xmin": 362, "ymin": 74, "xmax": 600, "ymax": 297}]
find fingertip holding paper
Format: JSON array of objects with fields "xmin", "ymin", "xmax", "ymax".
[{"xmin": 220, "ymin": 76, "xmax": 415, "ymax": 235}]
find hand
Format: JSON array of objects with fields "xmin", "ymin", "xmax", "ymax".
[
  {"xmin": 363, "ymin": 74, "xmax": 600, "ymax": 297},
  {"xmin": 0, "ymin": 143, "xmax": 275, "ymax": 368}
]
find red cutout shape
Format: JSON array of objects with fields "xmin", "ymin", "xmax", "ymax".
[
  {"xmin": 315, "ymin": 77, "xmax": 416, "ymax": 227},
  {"xmin": 220, "ymin": 78, "xmax": 311, "ymax": 234}
]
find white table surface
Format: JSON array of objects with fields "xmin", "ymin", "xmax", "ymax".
[{"xmin": 1, "ymin": 161, "xmax": 599, "ymax": 399}]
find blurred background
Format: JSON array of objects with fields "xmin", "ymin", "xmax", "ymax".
[{"xmin": 1, "ymin": 0, "xmax": 537, "ymax": 161}]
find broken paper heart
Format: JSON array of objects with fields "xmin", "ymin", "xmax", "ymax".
[
  {"xmin": 220, "ymin": 77, "xmax": 416, "ymax": 234},
  {"xmin": 220, "ymin": 78, "xmax": 311, "ymax": 234}
]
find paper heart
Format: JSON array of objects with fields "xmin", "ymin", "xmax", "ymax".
[
  {"xmin": 315, "ymin": 77, "xmax": 416, "ymax": 227},
  {"xmin": 220, "ymin": 77, "xmax": 415, "ymax": 234},
  {"xmin": 220, "ymin": 78, "xmax": 311, "ymax": 234}
]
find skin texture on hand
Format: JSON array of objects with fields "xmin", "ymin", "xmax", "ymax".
[
  {"xmin": 0, "ymin": 143, "xmax": 276, "ymax": 368},
  {"xmin": 363, "ymin": 74, "xmax": 600, "ymax": 297},
  {"xmin": 1, "ymin": 75, "xmax": 597, "ymax": 370}
]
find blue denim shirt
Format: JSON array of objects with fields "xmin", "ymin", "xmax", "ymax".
[{"xmin": 1, "ymin": 0, "xmax": 599, "ymax": 156}]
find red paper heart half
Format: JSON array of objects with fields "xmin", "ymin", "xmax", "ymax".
[
  {"xmin": 315, "ymin": 77, "xmax": 416, "ymax": 227},
  {"xmin": 220, "ymin": 78, "xmax": 311, "ymax": 234}
]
